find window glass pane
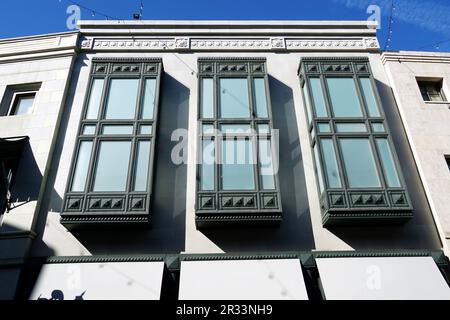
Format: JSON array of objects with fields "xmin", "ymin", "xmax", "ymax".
[
  {"xmin": 302, "ymin": 85, "xmax": 313, "ymax": 124},
  {"xmin": 93, "ymin": 141, "xmax": 131, "ymax": 192},
  {"xmin": 257, "ymin": 124, "xmax": 270, "ymax": 134},
  {"xmin": 141, "ymin": 78, "xmax": 156, "ymax": 119},
  {"xmin": 13, "ymin": 95, "xmax": 34, "ymax": 115},
  {"xmin": 254, "ymin": 78, "xmax": 268, "ymax": 118},
  {"xmin": 202, "ymin": 124, "xmax": 214, "ymax": 135},
  {"xmin": 82, "ymin": 125, "xmax": 96, "ymax": 135},
  {"xmin": 326, "ymin": 78, "xmax": 363, "ymax": 117},
  {"xmin": 317, "ymin": 123, "xmax": 331, "ymax": 133},
  {"xmin": 340, "ymin": 138, "xmax": 381, "ymax": 188},
  {"xmin": 313, "ymin": 144, "xmax": 325, "ymax": 193},
  {"xmin": 201, "ymin": 140, "xmax": 215, "ymax": 191},
  {"xmin": 139, "ymin": 125, "xmax": 152, "ymax": 135},
  {"xmin": 360, "ymin": 78, "xmax": 381, "ymax": 117},
  {"xmin": 86, "ymin": 79, "xmax": 104, "ymax": 119},
  {"xmin": 105, "ymin": 79, "xmax": 139, "ymax": 119},
  {"xmin": 133, "ymin": 141, "xmax": 151, "ymax": 191},
  {"xmin": 376, "ymin": 139, "xmax": 401, "ymax": 187},
  {"xmin": 201, "ymin": 78, "xmax": 214, "ymax": 118},
  {"xmin": 371, "ymin": 123, "xmax": 385, "ymax": 133},
  {"xmin": 221, "ymin": 139, "xmax": 255, "ymax": 190},
  {"xmin": 71, "ymin": 141, "xmax": 93, "ymax": 192},
  {"xmin": 102, "ymin": 125, "xmax": 134, "ymax": 135},
  {"xmin": 320, "ymin": 139, "xmax": 342, "ymax": 188},
  {"xmin": 219, "ymin": 78, "xmax": 250, "ymax": 118},
  {"xmin": 335, "ymin": 123, "xmax": 367, "ymax": 133},
  {"xmin": 259, "ymin": 139, "xmax": 275, "ymax": 189},
  {"xmin": 220, "ymin": 124, "xmax": 251, "ymax": 134},
  {"xmin": 310, "ymin": 78, "xmax": 328, "ymax": 117}
]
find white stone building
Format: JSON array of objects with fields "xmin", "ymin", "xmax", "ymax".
[{"xmin": 0, "ymin": 21, "xmax": 448, "ymax": 300}]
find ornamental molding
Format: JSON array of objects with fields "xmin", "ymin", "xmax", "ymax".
[{"xmin": 79, "ymin": 36, "xmax": 380, "ymax": 52}]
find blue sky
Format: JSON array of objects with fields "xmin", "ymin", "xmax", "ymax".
[{"xmin": 1, "ymin": 0, "xmax": 449, "ymax": 52}]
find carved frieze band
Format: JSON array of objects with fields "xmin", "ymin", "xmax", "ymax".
[{"xmin": 80, "ymin": 37, "xmax": 379, "ymax": 51}]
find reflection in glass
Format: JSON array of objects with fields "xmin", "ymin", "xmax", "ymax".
[
  {"xmin": 321, "ymin": 139, "xmax": 342, "ymax": 188},
  {"xmin": 133, "ymin": 141, "xmax": 151, "ymax": 191},
  {"xmin": 202, "ymin": 124, "xmax": 214, "ymax": 135},
  {"xmin": 340, "ymin": 138, "xmax": 381, "ymax": 187},
  {"xmin": 139, "ymin": 125, "xmax": 153, "ymax": 135},
  {"xmin": 105, "ymin": 79, "xmax": 139, "ymax": 119},
  {"xmin": 221, "ymin": 139, "xmax": 255, "ymax": 190},
  {"xmin": 376, "ymin": 139, "xmax": 401, "ymax": 187},
  {"xmin": 254, "ymin": 78, "xmax": 268, "ymax": 118},
  {"xmin": 371, "ymin": 123, "xmax": 385, "ymax": 133},
  {"xmin": 303, "ymin": 85, "xmax": 313, "ymax": 124},
  {"xmin": 201, "ymin": 140, "xmax": 215, "ymax": 191},
  {"xmin": 257, "ymin": 124, "xmax": 270, "ymax": 134},
  {"xmin": 220, "ymin": 124, "xmax": 251, "ymax": 134},
  {"xmin": 71, "ymin": 141, "xmax": 93, "ymax": 192},
  {"xmin": 13, "ymin": 95, "xmax": 34, "ymax": 115},
  {"xmin": 310, "ymin": 78, "xmax": 328, "ymax": 117},
  {"xmin": 86, "ymin": 79, "xmax": 104, "ymax": 119},
  {"xmin": 259, "ymin": 139, "xmax": 275, "ymax": 189},
  {"xmin": 102, "ymin": 125, "xmax": 134, "ymax": 135},
  {"xmin": 201, "ymin": 78, "xmax": 214, "ymax": 118},
  {"xmin": 360, "ymin": 78, "xmax": 381, "ymax": 117},
  {"xmin": 335, "ymin": 123, "xmax": 367, "ymax": 133},
  {"xmin": 326, "ymin": 78, "xmax": 363, "ymax": 117},
  {"xmin": 93, "ymin": 141, "xmax": 131, "ymax": 191},
  {"xmin": 219, "ymin": 78, "xmax": 250, "ymax": 118},
  {"xmin": 82, "ymin": 125, "xmax": 96, "ymax": 135},
  {"xmin": 142, "ymin": 79, "xmax": 156, "ymax": 119},
  {"xmin": 317, "ymin": 123, "xmax": 331, "ymax": 133},
  {"xmin": 313, "ymin": 144, "xmax": 325, "ymax": 193}
]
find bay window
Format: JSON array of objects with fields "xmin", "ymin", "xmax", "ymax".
[
  {"xmin": 61, "ymin": 58, "xmax": 162, "ymax": 226},
  {"xmin": 196, "ymin": 58, "xmax": 282, "ymax": 227},
  {"xmin": 299, "ymin": 57, "xmax": 412, "ymax": 226}
]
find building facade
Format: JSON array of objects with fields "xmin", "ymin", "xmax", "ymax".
[{"xmin": 0, "ymin": 21, "xmax": 449, "ymax": 300}]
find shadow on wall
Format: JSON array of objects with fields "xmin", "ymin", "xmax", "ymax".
[
  {"xmin": 33, "ymin": 65, "xmax": 189, "ymax": 255},
  {"xmin": 201, "ymin": 76, "xmax": 316, "ymax": 252},
  {"xmin": 328, "ymin": 79, "xmax": 442, "ymax": 250}
]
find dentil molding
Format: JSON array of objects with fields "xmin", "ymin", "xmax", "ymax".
[{"xmin": 80, "ymin": 36, "xmax": 379, "ymax": 52}]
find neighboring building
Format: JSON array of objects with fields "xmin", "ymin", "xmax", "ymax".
[
  {"xmin": 0, "ymin": 21, "xmax": 449, "ymax": 300},
  {"xmin": 0, "ymin": 32, "xmax": 79, "ymax": 299},
  {"xmin": 382, "ymin": 51, "xmax": 450, "ymax": 257}
]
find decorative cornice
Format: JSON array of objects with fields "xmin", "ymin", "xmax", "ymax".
[
  {"xmin": 79, "ymin": 36, "xmax": 380, "ymax": 52},
  {"xmin": 0, "ymin": 32, "xmax": 78, "ymax": 63},
  {"xmin": 45, "ymin": 255, "xmax": 165, "ymax": 264},
  {"xmin": 181, "ymin": 253, "xmax": 299, "ymax": 261}
]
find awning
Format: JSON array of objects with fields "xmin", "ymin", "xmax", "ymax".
[
  {"xmin": 178, "ymin": 259, "xmax": 309, "ymax": 300},
  {"xmin": 316, "ymin": 256, "xmax": 450, "ymax": 300},
  {"xmin": 29, "ymin": 261, "xmax": 165, "ymax": 300},
  {"xmin": 0, "ymin": 136, "xmax": 29, "ymax": 160}
]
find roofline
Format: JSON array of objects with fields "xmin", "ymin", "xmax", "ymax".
[
  {"xmin": 78, "ymin": 20, "xmax": 377, "ymax": 28},
  {"xmin": 0, "ymin": 30, "xmax": 78, "ymax": 44},
  {"xmin": 382, "ymin": 50, "xmax": 450, "ymax": 64}
]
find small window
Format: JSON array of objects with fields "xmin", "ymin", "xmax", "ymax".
[
  {"xmin": 0, "ymin": 83, "xmax": 41, "ymax": 117},
  {"xmin": 10, "ymin": 93, "xmax": 36, "ymax": 115},
  {"xmin": 418, "ymin": 80, "xmax": 446, "ymax": 102}
]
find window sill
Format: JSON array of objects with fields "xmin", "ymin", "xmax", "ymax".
[{"xmin": 424, "ymin": 101, "xmax": 450, "ymax": 105}]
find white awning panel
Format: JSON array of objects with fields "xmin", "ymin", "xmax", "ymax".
[
  {"xmin": 29, "ymin": 261, "xmax": 165, "ymax": 300},
  {"xmin": 178, "ymin": 259, "xmax": 309, "ymax": 300},
  {"xmin": 316, "ymin": 256, "xmax": 450, "ymax": 300}
]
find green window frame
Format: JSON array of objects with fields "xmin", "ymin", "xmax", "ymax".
[
  {"xmin": 196, "ymin": 58, "xmax": 282, "ymax": 228},
  {"xmin": 299, "ymin": 57, "xmax": 412, "ymax": 227},
  {"xmin": 61, "ymin": 58, "xmax": 163, "ymax": 226}
]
